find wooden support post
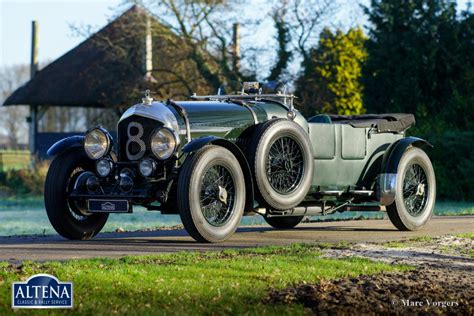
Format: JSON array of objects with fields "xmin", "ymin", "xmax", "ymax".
[
  {"xmin": 29, "ymin": 21, "xmax": 39, "ymax": 155},
  {"xmin": 232, "ymin": 23, "xmax": 241, "ymax": 74}
]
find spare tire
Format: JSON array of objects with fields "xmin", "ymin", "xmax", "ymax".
[{"xmin": 248, "ymin": 119, "xmax": 313, "ymax": 210}]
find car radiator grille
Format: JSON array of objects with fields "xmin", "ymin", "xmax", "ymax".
[{"xmin": 118, "ymin": 116, "xmax": 164, "ymax": 161}]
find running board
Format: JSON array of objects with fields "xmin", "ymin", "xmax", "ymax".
[{"xmin": 318, "ymin": 190, "xmax": 374, "ymax": 197}]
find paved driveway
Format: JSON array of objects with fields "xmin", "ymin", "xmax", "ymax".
[{"xmin": 0, "ymin": 216, "xmax": 472, "ymax": 262}]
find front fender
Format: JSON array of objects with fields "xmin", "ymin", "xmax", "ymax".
[
  {"xmin": 182, "ymin": 136, "xmax": 255, "ymax": 212},
  {"xmin": 182, "ymin": 136, "xmax": 220, "ymax": 153},
  {"xmin": 378, "ymin": 136, "xmax": 433, "ymax": 205},
  {"xmin": 47, "ymin": 135, "xmax": 84, "ymax": 157}
]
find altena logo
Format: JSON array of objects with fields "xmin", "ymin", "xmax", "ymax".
[
  {"xmin": 12, "ymin": 274, "xmax": 73, "ymax": 309},
  {"xmin": 101, "ymin": 202, "xmax": 116, "ymax": 211}
]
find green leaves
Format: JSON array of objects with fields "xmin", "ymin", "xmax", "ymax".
[
  {"xmin": 296, "ymin": 28, "xmax": 367, "ymax": 116},
  {"xmin": 363, "ymin": 0, "xmax": 473, "ymax": 130}
]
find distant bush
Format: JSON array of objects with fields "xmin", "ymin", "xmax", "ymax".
[
  {"xmin": 0, "ymin": 158, "xmax": 50, "ymax": 196},
  {"xmin": 0, "ymin": 150, "xmax": 30, "ymax": 172}
]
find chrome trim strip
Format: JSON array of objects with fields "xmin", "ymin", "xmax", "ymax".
[{"xmin": 191, "ymin": 93, "xmax": 297, "ymax": 100}]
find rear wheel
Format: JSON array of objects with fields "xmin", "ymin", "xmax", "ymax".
[
  {"xmin": 387, "ymin": 147, "xmax": 436, "ymax": 231},
  {"xmin": 264, "ymin": 216, "xmax": 304, "ymax": 229},
  {"xmin": 44, "ymin": 147, "xmax": 108, "ymax": 240},
  {"xmin": 177, "ymin": 145, "xmax": 246, "ymax": 243}
]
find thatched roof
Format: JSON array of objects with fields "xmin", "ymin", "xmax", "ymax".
[{"xmin": 3, "ymin": 5, "xmax": 210, "ymax": 109}]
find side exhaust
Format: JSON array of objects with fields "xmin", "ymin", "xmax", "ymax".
[{"xmin": 265, "ymin": 202, "xmax": 384, "ymax": 217}]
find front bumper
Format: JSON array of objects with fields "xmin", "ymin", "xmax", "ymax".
[{"xmin": 68, "ymin": 159, "xmax": 173, "ymax": 213}]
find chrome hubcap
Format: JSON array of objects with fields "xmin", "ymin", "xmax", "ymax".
[{"xmin": 218, "ymin": 185, "xmax": 228, "ymax": 205}]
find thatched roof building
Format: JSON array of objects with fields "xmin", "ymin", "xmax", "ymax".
[{"xmin": 3, "ymin": 5, "xmax": 210, "ymax": 109}]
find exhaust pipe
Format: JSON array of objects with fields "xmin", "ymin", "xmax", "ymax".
[
  {"xmin": 266, "ymin": 205, "xmax": 324, "ymax": 217},
  {"xmin": 266, "ymin": 202, "xmax": 384, "ymax": 217}
]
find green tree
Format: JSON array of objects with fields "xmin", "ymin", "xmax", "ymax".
[
  {"xmin": 296, "ymin": 27, "xmax": 367, "ymax": 116},
  {"xmin": 362, "ymin": 0, "xmax": 474, "ymax": 200},
  {"xmin": 362, "ymin": 0, "xmax": 474, "ymax": 130}
]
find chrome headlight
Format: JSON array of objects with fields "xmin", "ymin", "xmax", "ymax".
[
  {"xmin": 84, "ymin": 127, "xmax": 112, "ymax": 160},
  {"xmin": 150, "ymin": 127, "xmax": 178, "ymax": 160}
]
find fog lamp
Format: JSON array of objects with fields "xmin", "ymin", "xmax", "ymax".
[
  {"xmin": 86, "ymin": 176, "xmax": 100, "ymax": 192},
  {"xmin": 96, "ymin": 159, "xmax": 113, "ymax": 177},
  {"xmin": 119, "ymin": 174, "xmax": 134, "ymax": 192},
  {"xmin": 138, "ymin": 158, "xmax": 156, "ymax": 177}
]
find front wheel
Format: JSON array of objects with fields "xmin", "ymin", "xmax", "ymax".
[
  {"xmin": 44, "ymin": 147, "xmax": 108, "ymax": 240},
  {"xmin": 177, "ymin": 145, "xmax": 246, "ymax": 243},
  {"xmin": 264, "ymin": 216, "xmax": 304, "ymax": 229},
  {"xmin": 387, "ymin": 147, "xmax": 436, "ymax": 231}
]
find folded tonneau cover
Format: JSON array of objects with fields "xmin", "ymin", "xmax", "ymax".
[{"xmin": 328, "ymin": 113, "xmax": 415, "ymax": 133}]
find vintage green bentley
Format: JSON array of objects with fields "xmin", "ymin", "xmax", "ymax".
[{"xmin": 44, "ymin": 82, "xmax": 436, "ymax": 243}]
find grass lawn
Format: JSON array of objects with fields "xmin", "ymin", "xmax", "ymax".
[
  {"xmin": 0, "ymin": 244, "xmax": 409, "ymax": 315},
  {"xmin": 456, "ymin": 232, "xmax": 474, "ymax": 239}
]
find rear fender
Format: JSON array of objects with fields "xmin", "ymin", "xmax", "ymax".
[
  {"xmin": 378, "ymin": 137, "xmax": 433, "ymax": 205},
  {"xmin": 182, "ymin": 136, "xmax": 255, "ymax": 212}
]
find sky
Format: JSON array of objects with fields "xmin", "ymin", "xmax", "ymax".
[
  {"xmin": 0, "ymin": 0, "xmax": 367, "ymax": 70},
  {"xmin": 0, "ymin": 0, "xmax": 124, "ymax": 67},
  {"xmin": 0, "ymin": 0, "xmax": 471, "ymax": 69}
]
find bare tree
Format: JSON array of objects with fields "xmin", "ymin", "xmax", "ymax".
[
  {"xmin": 71, "ymin": 0, "xmax": 338, "ymax": 98},
  {"xmin": 0, "ymin": 64, "xmax": 29, "ymax": 148},
  {"xmin": 289, "ymin": 0, "xmax": 336, "ymax": 64},
  {"xmin": 139, "ymin": 0, "xmax": 253, "ymax": 88},
  {"xmin": 137, "ymin": 0, "xmax": 337, "ymax": 86},
  {"xmin": 266, "ymin": 1, "xmax": 293, "ymax": 82}
]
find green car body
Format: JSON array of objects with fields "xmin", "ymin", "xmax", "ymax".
[{"xmin": 44, "ymin": 88, "xmax": 436, "ymax": 242}]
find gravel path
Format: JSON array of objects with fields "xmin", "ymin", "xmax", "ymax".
[{"xmin": 323, "ymin": 235, "xmax": 474, "ymax": 271}]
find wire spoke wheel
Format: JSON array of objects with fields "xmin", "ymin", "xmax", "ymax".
[
  {"xmin": 402, "ymin": 163, "xmax": 429, "ymax": 217},
  {"xmin": 386, "ymin": 147, "xmax": 436, "ymax": 231},
  {"xmin": 266, "ymin": 136, "xmax": 304, "ymax": 194},
  {"xmin": 200, "ymin": 164, "xmax": 235, "ymax": 227},
  {"xmin": 178, "ymin": 145, "xmax": 245, "ymax": 243}
]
